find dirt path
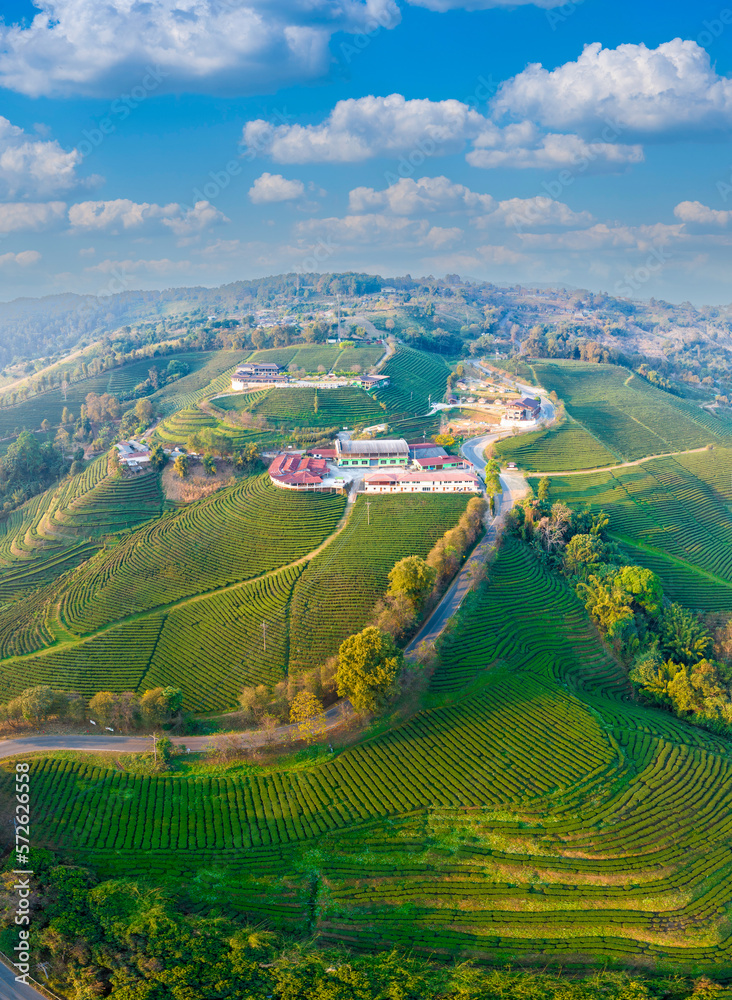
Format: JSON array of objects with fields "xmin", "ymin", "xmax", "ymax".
[{"xmin": 533, "ymin": 445, "xmax": 711, "ymax": 478}]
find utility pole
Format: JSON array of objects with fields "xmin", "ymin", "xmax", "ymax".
[
  {"xmin": 263, "ymin": 621, "xmax": 267, "ymax": 652},
  {"xmin": 152, "ymin": 732, "xmax": 157, "ymax": 766},
  {"xmin": 366, "ymin": 500, "xmax": 371, "ymax": 526}
]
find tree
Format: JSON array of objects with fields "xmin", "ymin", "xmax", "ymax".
[
  {"xmin": 109, "ymin": 447, "xmax": 122, "ymax": 476},
  {"xmin": 337, "ymin": 627, "xmax": 403, "ymax": 713},
  {"xmin": 173, "ymin": 453, "xmax": 190, "ymax": 478},
  {"xmin": 139, "ymin": 687, "xmax": 182, "ymax": 727},
  {"xmin": 563, "ymin": 533, "xmax": 606, "ymax": 576},
  {"xmin": 149, "ymin": 443, "xmax": 167, "ymax": 470},
  {"xmin": 537, "ymin": 477, "xmax": 550, "ymax": 503},
  {"xmin": 387, "ymin": 555, "xmax": 436, "ymax": 610},
  {"xmin": 41, "ymin": 418, "xmax": 50, "ymax": 434},
  {"xmin": 202, "ymin": 453, "xmax": 217, "ymax": 475},
  {"xmin": 434, "ymin": 433, "xmax": 455, "ymax": 448},
  {"xmin": 19, "ymin": 686, "xmax": 55, "ymax": 723},
  {"xmin": 375, "ymin": 591, "xmax": 417, "ymax": 640},
  {"xmin": 135, "ymin": 397, "xmax": 154, "ymax": 427},
  {"xmin": 289, "ymin": 690, "xmax": 325, "ymax": 744},
  {"xmin": 234, "ymin": 443, "xmax": 261, "ymax": 473},
  {"xmin": 660, "ymin": 603, "xmax": 713, "ymax": 665}
]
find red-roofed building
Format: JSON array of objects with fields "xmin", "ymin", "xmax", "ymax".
[
  {"xmin": 412, "ymin": 454, "xmax": 469, "ymax": 472},
  {"xmin": 268, "ymin": 453, "xmax": 330, "ymax": 490},
  {"xmin": 363, "ymin": 469, "xmax": 480, "ymax": 494}
]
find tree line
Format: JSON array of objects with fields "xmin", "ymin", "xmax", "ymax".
[{"xmin": 509, "ymin": 482, "xmax": 732, "ymax": 734}]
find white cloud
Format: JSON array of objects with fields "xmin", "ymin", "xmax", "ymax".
[
  {"xmin": 0, "ymin": 250, "xmax": 41, "ymax": 267},
  {"xmin": 348, "ymin": 177, "xmax": 594, "ymax": 232},
  {"xmin": 482, "ymin": 195, "xmax": 594, "ymax": 231},
  {"xmin": 0, "ymin": 117, "xmax": 86, "ymax": 197},
  {"xmin": 295, "ymin": 212, "xmax": 462, "ymax": 249},
  {"xmin": 349, "ymin": 176, "xmax": 496, "ymax": 214},
  {"xmin": 674, "ymin": 200, "xmax": 732, "ymax": 227},
  {"xmin": 243, "ymin": 93, "xmax": 644, "ymax": 175},
  {"xmin": 494, "ymin": 40, "xmax": 732, "ymax": 137},
  {"xmin": 163, "ymin": 200, "xmax": 229, "ymax": 236},
  {"xmin": 517, "ymin": 222, "xmax": 683, "ymax": 251},
  {"xmin": 68, "ymin": 198, "xmax": 227, "ymax": 234},
  {"xmin": 467, "ymin": 121, "xmax": 643, "ymax": 171},
  {"xmin": 0, "ymin": 201, "xmax": 66, "ymax": 234},
  {"xmin": 243, "ymin": 94, "xmax": 486, "ymax": 163},
  {"xmin": 249, "ymin": 173, "xmax": 306, "ymax": 204},
  {"xmin": 87, "ymin": 257, "xmax": 192, "ymax": 277},
  {"xmin": 0, "ymin": 0, "xmax": 401, "ymax": 98}
]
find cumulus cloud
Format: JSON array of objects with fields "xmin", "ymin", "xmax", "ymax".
[
  {"xmin": 295, "ymin": 212, "xmax": 462, "ymax": 249},
  {"xmin": 674, "ymin": 200, "xmax": 732, "ymax": 227},
  {"xmin": 0, "ymin": 201, "xmax": 66, "ymax": 234},
  {"xmin": 243, "ymin": 94, "xmax": 486, "ymax": 163},
  {"xmin": 68, "ymin": 198, "xmax": 227, "ymax": 234},
  {"xmin": 0, "ymin": 0, "xmax": 401, "ymax": 98},
  {"xmin": 494, "ymin": 40, "xmax": 732, "ymax": 137},
  {"xmin": 482, "ymin": 195, "xmax": 594, "ymax": 231},
  {"xmin": 163, "ymin": 200, "xmax": 229, "ymax": 236},
  {"xmin": 0, "ymin": 117, "xmax": 86, "ymax": 197},
  {"xmin": 348, "ymin": 177, "xmax": 593, "ymax": 231},
  {"xmin": 349, "ymin": 176, "xmax": 495, "ymax": 214},
  {"xmin": 517, "ymin": 222, "xmax": 683, "ymax": 251},
  {"xmin": 467, "ymin": 121, "xmax": 643, "ymax": 170},
  {"xmin": 0, "ymin": 250, "xmax": 41, "ymax": 267},
  {"xmin": 249, "ymin": 173, "xmax": 306, "ymax": 204},
  {"xmin": 243, "ymin": 93, "xmax": 644, "ymax": 174}
]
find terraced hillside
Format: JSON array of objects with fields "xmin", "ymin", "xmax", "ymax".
[
  {"xmin": 247, "ymin": 344, "xmax": 384, "ymax": 372},
  {"xmin": 0, "ymin": 475, "xmax": 345, "ymax": 670},
  {"xmin": 19, "ymin": 539, "xmax": 732, "ymax": 973},
  {"xmin": 377, "ymin": 346, "xmax": 450, "ymax": 419},
  {"xmin": 229, "ymin": 386, "xmax": 384, "ymax": 428},
  {"xmin": 496, "ymin": 418, "xmax": 616, "ymax": 472},
  {"xmin": 0, "ymin": 350, "xmax": 226, "ymax": 435},
  {"xmin": 539, "ymin": 448, "xmax": 732, "ymax": 611},
  {"xmin": 0, "ymin": 459, "xmax": 163, "ymax": 601},
  {"xmin": 288, "ymin": 494, "xmax": 471, "ymax": 673},
  {"xmin": 529, "ymin": 360, "xmax": 732, "ymax": 462}
]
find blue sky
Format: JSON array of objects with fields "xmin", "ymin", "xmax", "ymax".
[{"xmin": 0, "ymin": 0, "xmax": 731, "ymax": 304}]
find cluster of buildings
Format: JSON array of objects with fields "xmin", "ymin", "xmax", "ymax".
[
  {"xmin": 268, "ymin": 438, "xmax": 480, "ymax": 494},
  {"xmin": 231, "ymin": 362, "xmax": 390, "ymax": 392},
  {"xmin": 115, "ymin": 440, "xmax": 151, "ymax": 470}
]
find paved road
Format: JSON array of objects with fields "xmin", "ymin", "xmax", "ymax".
[
  {"xmin": 404, "ymin": 435, "xmax": 528, "ymax": 656},
  {"xmin": 0, "ymin": 960, "xmax": 52, "ymax": 1000},
  {"xmin": 0, "ymin": 703, "xmax": 353, "ymax": 761}
]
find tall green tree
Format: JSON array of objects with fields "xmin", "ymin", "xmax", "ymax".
[
  {"xmin": 337, "ymin": 627, "xmax": 404, "ymax": 713},
  {"xmin": 387, "ymin": 555, "xmax": 436, "ymax": 610}
]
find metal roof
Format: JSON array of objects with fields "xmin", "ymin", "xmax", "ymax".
[{"xmin": 337, "ymin": 438, "xmax": 408, "ymax": 456}]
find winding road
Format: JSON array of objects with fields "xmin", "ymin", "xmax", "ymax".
[{"xmin": 1, "ymin": 371, "xmax": 553, "ymax": 762}]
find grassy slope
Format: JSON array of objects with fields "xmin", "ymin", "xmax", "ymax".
[
  {"xmin": 16, "ymin": 539, "xmax": 732, "ymax": 972},
  {"xmin": 0, "ymin": 476, "xmax": 346, "ymax": 691},
  {"xmin": 537, "ymin": 448, "xmax": 732, "ymax": 611},
  {"xmin": 496, "ymin": 418, "xmax": 618, "ymax": 471},
  {"xmin": 531, "ymin": 360, "xmax": 732, "ymax": 462},
  {"xmin": 288, "ymin": 494, "xmax": 471, "ymax": 673}
]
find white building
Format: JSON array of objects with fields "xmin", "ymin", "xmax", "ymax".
[
  {"xmin": 115, "ymin": 440, "xmax": 151, "ymax": 469},
  {"xmin": 362, "ymin": 469, "xmax": 481, "ymax": 494}
]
